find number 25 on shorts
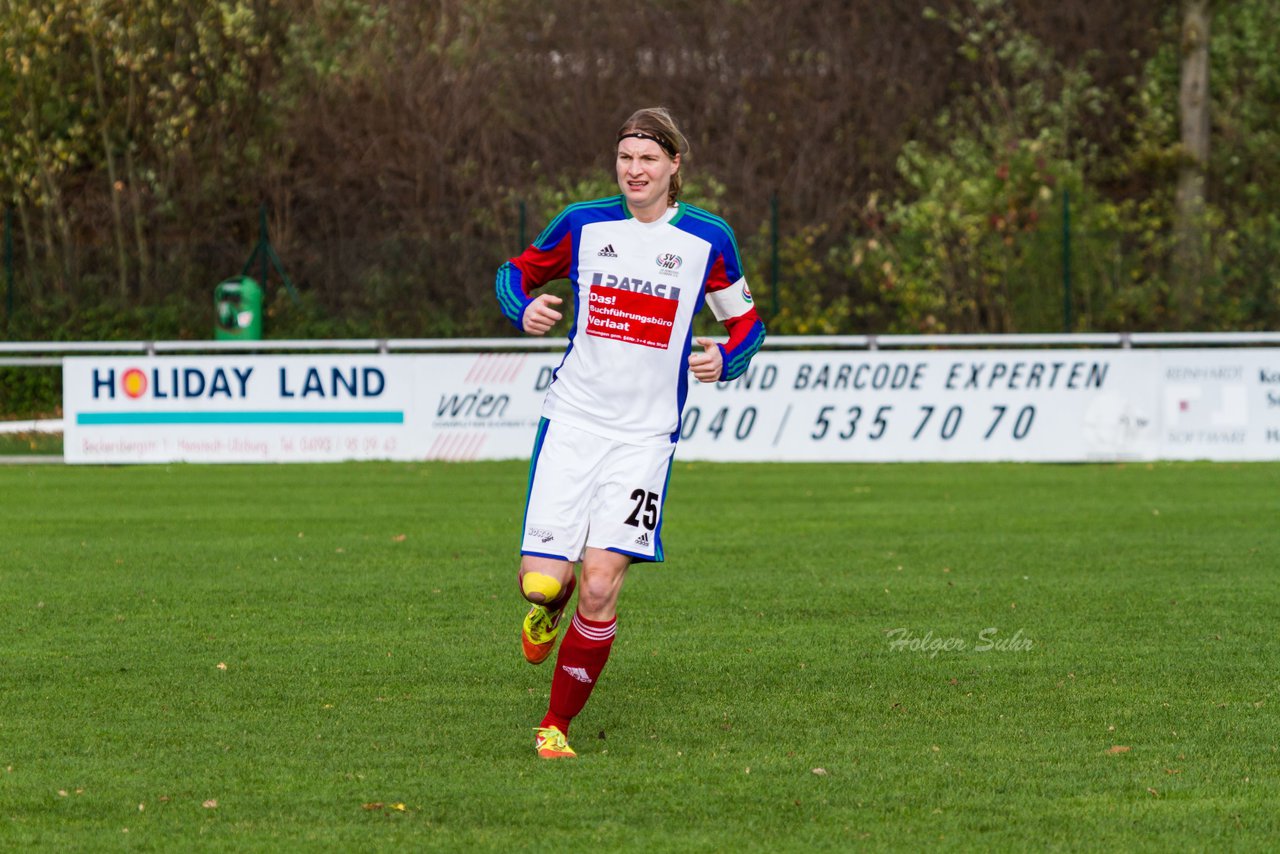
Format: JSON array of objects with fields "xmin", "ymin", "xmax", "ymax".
[{"xmin": 625, "ymin": 489, "xmax": 659, "ymax": 530}]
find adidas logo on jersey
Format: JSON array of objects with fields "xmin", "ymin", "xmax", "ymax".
[
  {"xmin": 597, "ymin": 244, "xmax": 618, "ymax": 257},
  {"xmin": 634, "ymin": 532, "xmax": 650, "ymax": 547},
  {"xmin": 561, "ymin": 665, "xmax": 593, "ymax": 684}
]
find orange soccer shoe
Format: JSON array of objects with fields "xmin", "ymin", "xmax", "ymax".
[{"xmin": 520, "ymin": 575, "xmax": 575, "ymax": 665}]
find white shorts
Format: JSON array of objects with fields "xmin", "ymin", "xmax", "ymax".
[{"xmin": 521, "ymin": 418, "xmax": 676, "ymax": 563}]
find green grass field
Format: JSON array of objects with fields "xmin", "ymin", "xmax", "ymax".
[{"xmin": 2, "ymin": 461, "xmax": 1277, "ymax": 851}]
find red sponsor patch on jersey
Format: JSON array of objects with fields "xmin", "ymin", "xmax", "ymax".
[{"xmin": 585, "ymin": 286, "xmax": 678, "ymax": 349}]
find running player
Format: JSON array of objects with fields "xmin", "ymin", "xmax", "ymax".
[{"xmin": 495, "ymin": 107, "xmax": 765, "ymax": 758}]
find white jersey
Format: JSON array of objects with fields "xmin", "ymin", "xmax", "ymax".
[{"xmin": 497, "ymin": 196, "xmax": 765, "ymax": 445}]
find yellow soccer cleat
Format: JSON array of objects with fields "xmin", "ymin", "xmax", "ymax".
[
  {"xmin": 534, "ymin": 726, "xmax": 576, "ymax": 759},
  {"xmin": 522, "ymin": 602, "xmax": 565, "ymax": 664},
  {"xmin": 521, "ymin": 574, "xmax": 575, "ymax": 665}
]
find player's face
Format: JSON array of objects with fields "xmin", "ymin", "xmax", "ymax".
[{"xmin": 616, "ymin": 137, "xmax": 679, "ymax": 221}]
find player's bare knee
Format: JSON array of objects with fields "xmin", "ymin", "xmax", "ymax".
[
  {"xmin": 576, "ymin": 575, "xmax": 618, "ymax": 618},
  {"xmin": 577, "ymin": 563, "xmax": 626, "ymax": 617}
]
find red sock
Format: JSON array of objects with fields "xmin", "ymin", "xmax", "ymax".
[{"xmin": 540, "ymin": 611, "xmax": 616, "ymax": 736}]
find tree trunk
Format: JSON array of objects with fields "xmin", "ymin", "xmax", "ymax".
[
  {"xmin": 88, "ymin": 34, "xmax": 130, "ymax": 301},
  {"xmin": 15, "ymin": 197, "xmax": 37, "ymax": 271},
  {"xmin": 35, "ymin": 169, "xmax": 61, "ymax": 296},
  {"xmin": 125, "ymin": 148, "xmax": 151, "ymax": 300},
  {"xmin": 123, "ymin": 22, "xmax": 152, "ymax": 298},
  {"xmin": 1174, "ymin": 0, "xmax": 1210, "ymax": 328}
]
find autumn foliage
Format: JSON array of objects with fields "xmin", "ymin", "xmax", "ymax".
[{"xmin": 2, "ymin": 0, "xmax": 1275, "ymax": 341}]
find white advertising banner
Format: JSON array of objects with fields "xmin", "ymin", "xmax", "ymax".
[
  {"xmin": 63, "ymin": 354, "xmax": 548, "ymax": 464},
  {"xmin": 62, "ymin": 349, "xmax": 1280, "ymax": 463},
  {"xmin": 64, "ymin": 356, "xmax": 418, "ymax": 463}
]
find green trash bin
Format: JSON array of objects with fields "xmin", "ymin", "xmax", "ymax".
[{"xmin": 214, "ymin": 276, "xmax": 263, "ymax": 340}]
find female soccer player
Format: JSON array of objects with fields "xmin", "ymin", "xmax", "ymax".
[{"xmin": 495, "ymin": 107, "xmax": 765, "ymax": 758}]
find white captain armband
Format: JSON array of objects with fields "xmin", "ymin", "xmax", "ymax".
[{"xmin": 705, "ymin": 278, "xmax": 755, "ymax": 322}]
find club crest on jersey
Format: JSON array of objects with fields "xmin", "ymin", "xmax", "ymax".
[
  {"xmin": 743, "ymin": 284, "xmax": 754, "ymax": 303},
  {"xmin": 655, "ymin": 252, "xmax": 682, "ymax": 273},
  {"xmin": 590, "ymin": 272, "xmax": 681, "ymax": 301}
]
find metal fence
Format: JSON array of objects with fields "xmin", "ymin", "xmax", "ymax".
[
  {"xmin": 5, "ymin": 331, "xmax": 1280, "ymax": 369},
  {"xmin": 4, "ymin": 194, "xmax": 1279, "ymax": 340}
]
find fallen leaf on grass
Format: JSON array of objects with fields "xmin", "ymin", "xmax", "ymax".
[
  {"xmin": 362, "ymin": 803, "xmax": 384, "ymax": 811},
  {"xmin": 392, "ymin": 534, "xmax": 407, "ymax": 542},
  {"xmin": 811, "ymin": 768, "xmax": 828, "ymax": 776},
  {"xmin": 202, "ymin": 799, "xmax": 218, "ymax": 809},
  {"xmin": 216, "ymin": 662, "xmax": 227, "ymax": 671},
  {"xmin": 1165, "ymin": 768, "xmax": 1182, "ymax": 775},
  {"xmin": 392, "ymin": 803, "xmax": 406, "ymax": 812},
  {"xmin": 1147, "ymin": 787, "xmax": 1159, "ymax": 797},
  {"xmin": 1105, "ymin": 746, "xmax": 1131, "ymax": 755}
]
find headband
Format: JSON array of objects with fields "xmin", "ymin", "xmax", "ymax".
[{"xmin": 617, "ymin": 131, "xmax": 677, "ymax": 157}]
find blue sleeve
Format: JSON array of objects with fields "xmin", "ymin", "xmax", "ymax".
[
  {"xmin": 719, "ymin": 314, "xmax": 766, "ymax": 382},
  {"xmin": 495, "ymin": 261, "xmax": 532, "ymax": 330}
]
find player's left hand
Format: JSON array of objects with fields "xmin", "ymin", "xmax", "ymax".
[{"xmin": 688, "ymin": 337, "xmax": 723, "ymax": 383}]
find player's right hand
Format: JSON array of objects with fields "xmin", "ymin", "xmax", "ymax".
[{"xmin": 523, "ymin": 294, "xmax": 563, "ymax": 335}]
